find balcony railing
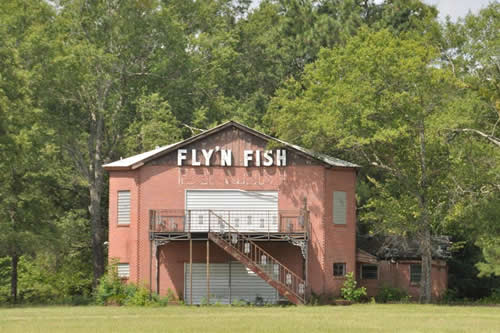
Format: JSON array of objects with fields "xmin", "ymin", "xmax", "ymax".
[{"xmin": 149, "ymin": 209, "xmax": 307, "ymax": 234}]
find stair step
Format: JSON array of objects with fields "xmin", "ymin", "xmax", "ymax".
[{"xmin": 208, "ymin": 232, "xmax": 305, "ymax": 305}]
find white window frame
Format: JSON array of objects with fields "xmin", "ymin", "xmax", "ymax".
[
  {"xmin": 117, "ymin": 263, "xmax": 130, "ymax": 278},
  {"xmin": 117, "ymin": 190, "xmax": 131, "ymax": 225}
]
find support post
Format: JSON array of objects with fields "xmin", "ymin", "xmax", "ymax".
[
  {"xmin": 156, "ymin": 242, "xmax": 160, "ymax": 295},
  {"xmin": 189, "ymin": 234, "xmax": 193, "ymax": 306},
  {"xmin": 149, "ymin": 211, "xmax": 153, "ymax": 299},
  {"xmin": 206, "ymin": 239, "xmax": 210, "ymax": 305},
  {"xmin": 229, "ymin": 259, "xmax": 232, "ymax": 305},
  {"xmin": 302, "ymin": 197, "xmax": 309, "ymax": 303}
]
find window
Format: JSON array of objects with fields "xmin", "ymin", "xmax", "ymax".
[
  {"xmin": 117, "ymin": 263, "xmax": 130, "ymax": 278},
  {"xmin": 361, "ymin": 264, "xmax": 378, "ymax": 280},
  {"xmin": 117, "ymin": 190, "xmax": 131, "ymax": 224},
  {"xmin": 333, "ymin": 191, "xmax": 346, "ymax": 224},
  {"xmin": 333, "ymin": 263, "xmax": 346, "ymax": 277},
  {"xmin": 410, "ymin": 264, "xmax": 422, "ymax": 283}
]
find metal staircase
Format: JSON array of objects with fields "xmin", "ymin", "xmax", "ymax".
[{"xmin": 207, "ymin": 211, "xmax": 306, "ymax": 305}]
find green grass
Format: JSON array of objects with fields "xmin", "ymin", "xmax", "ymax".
[{"xmin": 0, "ymin": 304, "xmax": 499, "ymax": 332}]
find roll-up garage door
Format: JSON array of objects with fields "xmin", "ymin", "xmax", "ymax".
[
  {"xmin": 184, "ymin": 262, "xmax": 278, "ymax": 305},
  {"xmin": 186, "ymin": 190, "xmax": 278, "ymax": 232}
]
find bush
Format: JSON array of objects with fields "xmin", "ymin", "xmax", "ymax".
[
  {"xmin": 477, "ymin": 288, "xmax": 500, "ymax": 304},
  {"xmin": 309, "ymin": 292, "xmax": 335, "ymax": 305},
  {"xmin": 440, "ymin": 288, "xmax": 459, "ymax": 304},
  {"xmin": 340, "ymin": 272, "xmax": 367, "ymax": 302},
  {"xmin": 94, "ymin": 263, "xmax": 168, "ymax": 306},
  {"xmin": 375, "ymin": 286, "xmax": 410, "ymax": 303}
]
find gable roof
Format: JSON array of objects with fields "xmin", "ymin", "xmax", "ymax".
[{"xmin": 103, "ymin": 121, "xmax": 359, "ymax": 170}]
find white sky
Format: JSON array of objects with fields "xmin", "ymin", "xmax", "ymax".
[{"xmin": 414, "ymin": 0, "xmax": 493, "ymax": 21}]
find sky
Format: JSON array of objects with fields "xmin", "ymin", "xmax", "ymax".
[{"xmin": 411, "ymin": 0, "xmax": 493, "ymax": 21}]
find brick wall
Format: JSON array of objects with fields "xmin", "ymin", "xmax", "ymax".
[{"xmin": 358, "ymin": 260, "xmax": 448, "ymax": 300}]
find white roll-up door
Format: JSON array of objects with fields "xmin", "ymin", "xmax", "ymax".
[
  {"xmin": 184, "ymin": 262, "xmax": 229, "ymax": 305},
  {"xmin": 185, "ymin": 190, "xmax": 278, "ymax": 232},
  {"xmin": 184, "ymin": 262, "xmax": 278, "ymax": 305}
]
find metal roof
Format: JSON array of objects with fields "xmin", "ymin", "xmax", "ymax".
[{"xmin": 103, "ymin": 121, "xmax": 359, "ymax": 170}]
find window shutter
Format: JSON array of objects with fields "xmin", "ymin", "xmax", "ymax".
[
  {"xmin": 118, "ymin": 190, "xmax": 131, "ymax": 224},
  {"xmin": 333, "ymin": 191, "xmax": 347, "ymax": 225},
  {"xmin": 117, "ymin": 263, "xmax": 130, "ymax": 278}
]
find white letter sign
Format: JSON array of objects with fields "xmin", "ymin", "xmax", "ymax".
[
  {"xmin": 191, "ymin": 149, "xmax": 201, "ymax": 166},
  {"xmin": 176, "ymin": 148, "xmax": 287, "ymax": 167},
  {"xmin": 243, "ymin": 150, "xmax": 253, "ymax": 167},
  {"xmin": 177, "ymin": 149, "xmax": 187, "ymax": 166},
  {"xmin": 201, "ymin": 149, "xmax": 214, "ymax": 166},
  {"xmin": 276, "ymin": 150, "xmax": 286, "ymax": 166},
  {"xmin": 263, "ymin": 150, "xmax": 273, "ymax": 166},
  {"xmin": 221, "ymin": 149, "xmax": 232, "ymax": 166}
]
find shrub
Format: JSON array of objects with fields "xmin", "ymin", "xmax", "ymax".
[
  {"xmin": 477, "ymin": 288, "xmax": 500, "ymax": 304},
  {"xmin": 375, "ymin": 286, "xmax": 410, "ymax": 303},
  {"xmin": 309, "ymin": 292, "xmax": 335, "ymax": 305},
  {"xmin": 440, "ymin": 288, "xmax": 458, "ymax": 304},
  {"xmin": 94, "ymin": 263, "xmax": 168, "ymax": 306},
  {"xmin": 340, "ymin": 272, "xmax": 367, "ymax": 302},
  {"xmin": 94, "ymin": 264, "xmax": 127, "ymax": 305}
]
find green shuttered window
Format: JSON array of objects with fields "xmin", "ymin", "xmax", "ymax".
[{"xmin": 333, "ymin": 191, "xmax": 347, "ymax": 225}]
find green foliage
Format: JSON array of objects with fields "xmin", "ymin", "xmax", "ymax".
[
  {"xmin": 0, "ymin": 255, "xmax": 93, "ymax": 305},
  {"xmin": 124, "ymin": 93, "xmax": 182, "ymax": 154},
  {"xmin": 476, "ymin": 288, "xmax": 500, "ymax": 304},
  {"xmin": 0, "ymin": 0, "xmax": 498, "ymax": 305},
  {"xmin": 476, "ymin": 238, "xmax": 500, "ymax": 277},
  {"xmin": 375, "ymin": 286, "xmax": 411, "ymax": 303},
  {"xmin": 309, "ymin": 292, "xmax": 335, "ymax": 305},
  {"xmin": 94, "ymin": 264, "xmax": 127, "ymax": 306},
  {"xmin": 94, "ymin": 263, "xmax": 168, "ymax": 307},
  {"xmin": 340, "ymin": 272, "xmax": 367, "ymax": 302},
  {"xmin": 268, "ymin": 27, "xmax": 465, "ymax": 302},
  {"xmin": 440, "ymin": 288, "xmax": 459, "ymax": 304}
]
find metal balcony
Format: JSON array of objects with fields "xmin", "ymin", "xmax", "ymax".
[{"xmin": 149, "ymin": 209, "xmax": 308, "ymax": 241}]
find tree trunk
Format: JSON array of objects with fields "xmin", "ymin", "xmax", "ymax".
[
  {"xmin": 10, "ymin": 252, "xmax": 18, "ymax": 304},
  {"xmin": 418, "ymin": 120, "xmax": 432, "ymax": 303},
  {"xmin": 89, "ymin": 182, "xmax": 105, "ymax": 288},
  {"xmin": 88, "ymin": 113, "xmax": 106, "ymax": 288},
  {"xmin": 420, "ymin": 227, "xmax": 433, "ymax": 303}
]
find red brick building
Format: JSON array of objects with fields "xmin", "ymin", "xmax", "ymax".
[
  {"xmin": 356, "ymin": 236, "xmax": 450, "ymax": 300},
  {"xmin": 104, "ymin": 121, "xmax": 447, "ymax": 304}
]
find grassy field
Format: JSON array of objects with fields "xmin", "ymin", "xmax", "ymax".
[{"xmin": 0, "ymin": 304, "xmax": 499, "ymax": 333}]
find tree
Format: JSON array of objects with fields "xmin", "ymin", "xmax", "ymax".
[
  {"xmin": 124, "ymin": 93, "xmax": 182, "ymax": 154},
  {"xmin": 267, "ymin": 28, "xmax": 463, "ymax": 302},
  {"xmin": 0, "ymin": 1, "xmax": 56, "ymax": 302},
  {"xmin": 439, "ymin": 3, "xmax": 500, "ymax": 278},
  {"xmin": 30, "ymin": 0, "xmax": 188, "ymax": 286}
]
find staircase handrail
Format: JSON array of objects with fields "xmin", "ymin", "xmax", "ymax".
[{"xmin": 208, "ymin": 210, "xmax": 305, "ymax": 289}]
